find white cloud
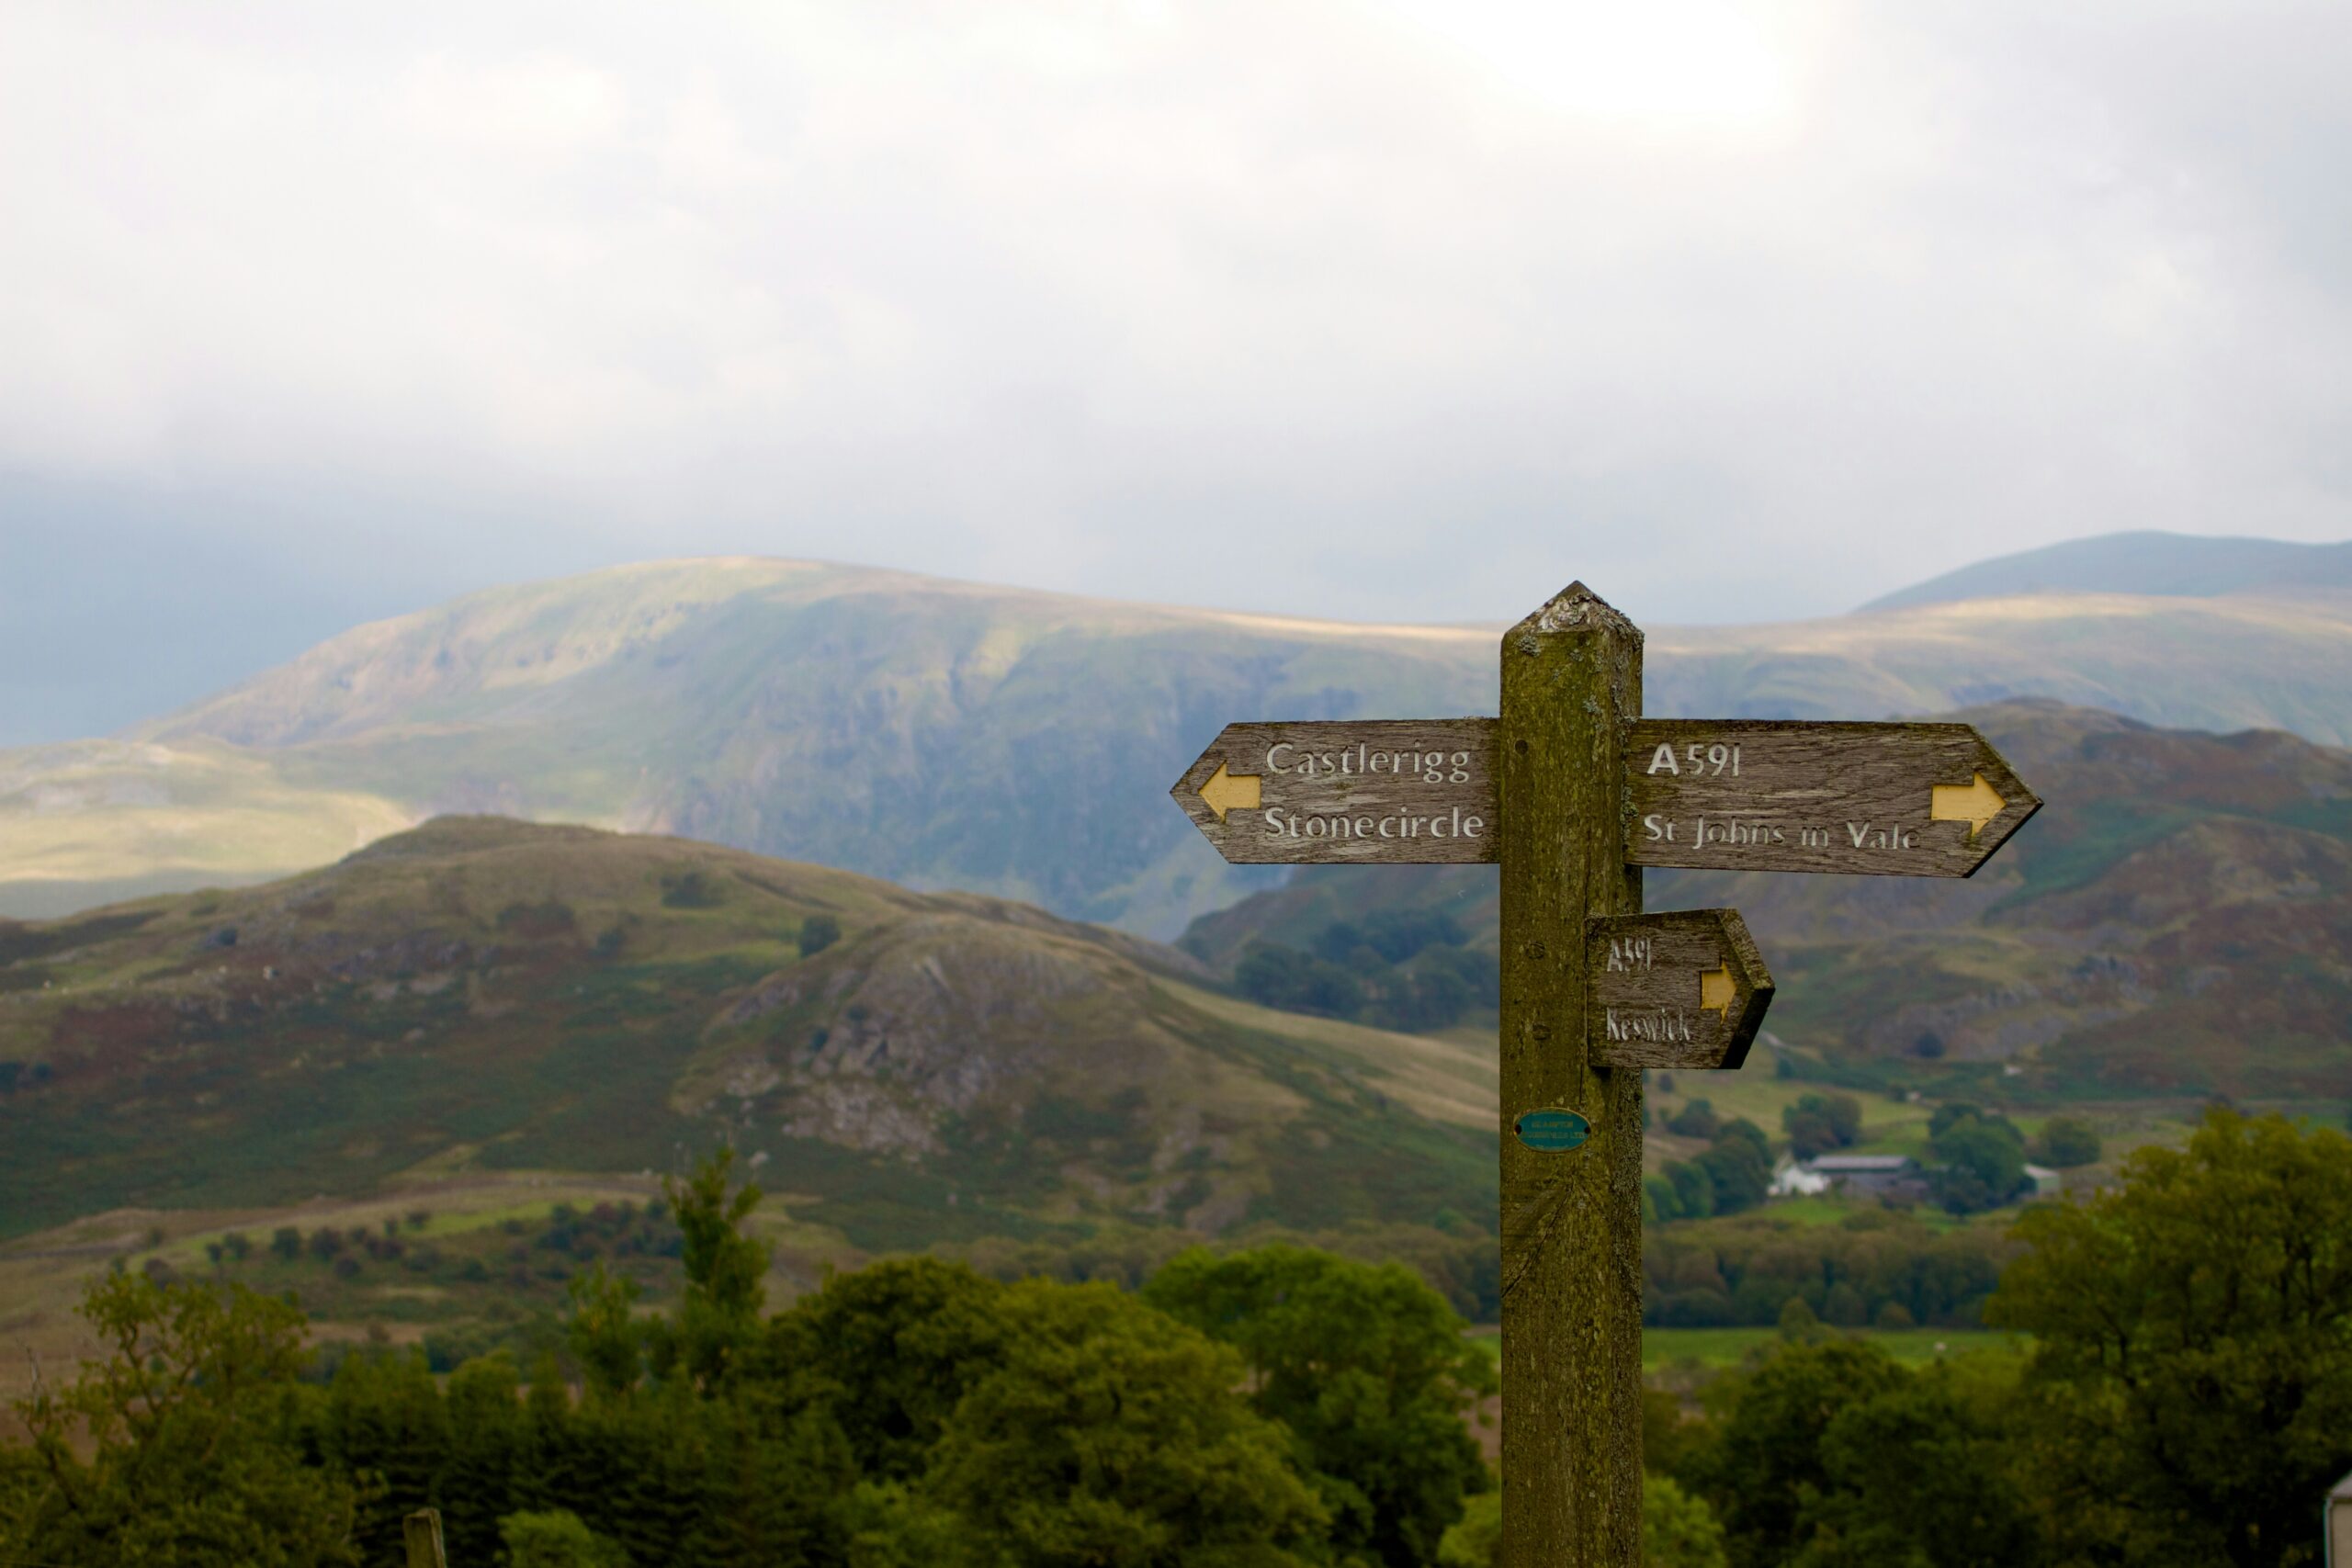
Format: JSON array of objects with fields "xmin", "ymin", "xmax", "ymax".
[{"xmin": 0, "ymin": 0, "xmax": 2346, "ymax": 627}]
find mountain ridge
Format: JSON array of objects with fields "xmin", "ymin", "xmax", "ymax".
[
  {"xmin": 1860, "ymin": 530, "xmax": 2352, "ymax": 612},
  {"xmin": 6, "ymin": 543, "xmax": 2351, "ymax": 934}
]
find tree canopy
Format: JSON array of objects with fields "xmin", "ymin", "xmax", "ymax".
[
  {"xmin": 1987, "ymin": 1110, "xmax": 2352, "ymax": 1567},
  {"xmin": 1145, "ymin": 1245, "xmax": 1497, "ymax": 1568}
]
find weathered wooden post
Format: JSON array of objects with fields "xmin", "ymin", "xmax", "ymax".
[
  {"xmin": 405, "ymin": 1507, "xmax": 449, "ymax": 1568},
  {"xmin": 1171, "ymin": 579, "xmax": 2039, "ymax": 1566},
  {"xmin": 1496, "ymin": 583, "xmax": 1644, "ymax": 1564}
]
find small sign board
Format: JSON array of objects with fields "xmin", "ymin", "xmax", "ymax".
[
  {"xmin": 1626, "ymin": 720, "xmax": 2040, "ymax": 877},
  {"xmin": 1170, "ymin": 719, "xmax": 1495, "ymax": 864},
  {"xmin": 1584, "ymin": 908, "xmax": 1772, "ymax": 1070},
  {"xmin": 1514, "ymin": 1108, "xmax": 1591, "ymax": 1153}
]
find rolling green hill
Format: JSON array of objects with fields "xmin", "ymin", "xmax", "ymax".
[
  {"xmin": 0, "ymin": 818, "xmax": 1495, "ymax": 1249},
  {"xmin": 1185, "ymin": 703, "xmax": 2352, "ymax": 1105},
  {"xmin": 4, "ymin": 545, "xmax": 2351, "ymax": 934}
]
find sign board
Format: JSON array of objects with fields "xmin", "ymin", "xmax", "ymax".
[
  {"xmin": 1176, "ymin": 716, "xmax": 2039, "ymax": 879},
  {"xmin": 1584, "ymin": 909, "xmax": 1772, "ymax": 1070},
  {"xmin": 1170, "ymin": 719, "xmax": 1495, "ymax": 863},
  {"xmin": 1627, "ymin": 720, "xmax": 2040, "ymax": 876},
  {"xmin": 1169, "ymin": 581, "xmax": 2048, "ymax": 1568},
  {"xmin": 1514, "ymin": 1108, "xmax": 1591, "ymax": 1152}
]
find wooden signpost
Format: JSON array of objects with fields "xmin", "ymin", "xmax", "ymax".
[
  {"xmin": 1626, "ymin": 719, "xmax": 2037, "ymax": 876},
  {"xmin": 1585, "ymin": 909, "xmax": 1772, "ymax": 1071},
  {"xmin": 1171, "ymin": 583, "xmax": 2041, "ymax": 1568},
  {"xmin": 1170, "ymin": 719, "xmax": 1496, "ymax": 863}
]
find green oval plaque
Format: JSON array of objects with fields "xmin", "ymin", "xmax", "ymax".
[{"xmin": 1514, "ymin": 1108, "xmax": 1590, "ymax": 1152}]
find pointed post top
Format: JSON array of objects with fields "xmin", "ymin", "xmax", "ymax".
[{"xmin": 1510, "ymin": 581, "xmax": 1641, "ymax": 648}]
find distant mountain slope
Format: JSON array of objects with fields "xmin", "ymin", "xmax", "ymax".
[
  {"xmin": 1184, "ymin": 703, "xmax": 2352, "ymax": 1103},
  {"xmin": 1860, "ymin": 530, "xmax": 2352, "ymax": 611},
  {"xmin": 4, "ymin": 554, "xmax": 2350, "ymax": 932},
  {"xmin": 1646, "ymin": 587, "xmax": 2352, "ymax": 737},
  {"xmin": 0, "ymin": 818, "xmax": 1494, "ymax": 1247}
]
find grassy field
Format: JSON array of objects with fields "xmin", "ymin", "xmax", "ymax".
[
  {"xmin": 1644, "ymin": 1071, "xmax": 1930, "ymax": 1173},
  {"xmin": 1641, "ymin": 1326, "xmax": 2018, "ymax": 1369},
  {"xmin": 1463, "ymin": 1325, "xmax": 2020, "ymax": 1371}
]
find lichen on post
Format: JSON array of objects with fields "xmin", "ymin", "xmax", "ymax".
[{"xmin": 1498, "ymin": 581, "xmax": 1645, "ymax": 1567}]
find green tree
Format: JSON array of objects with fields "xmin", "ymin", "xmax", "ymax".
[
  {"xmin": 2027, "ymin": 1115, "xmax": 2100, "ymax": 1168},
  {"xmin": 1644, "ymin": 1476, "xmax": 1730, "ymax": 1568},
  {"xmin": 1679, "ymin": 1340, "xmax": 1906, "ymax": 1568},
  {"xmin": 437, "ymin": 1353, "xmax": 526, "ymax": 1564},
  {"xmin": 1435, "ymin": 1490, "xmax": 1498, "ymax": 1567},
  {"xmin": 501, "ymin": 1507, "xmax": 632, "ymax": 1567},
  {"xmin": 1432, "ymin": 1479, "xmax": 1726, "ymax": 1568},
  {"xmin": 316, "ymin": 1349, "xmax": 449, "ymax": 1561},
  {"xmin": 1781, "ymin": 1094, "xmax": 1862, "ymax": 1160},
  {"xmin": 566, "ymin": 1263, "xmax": 646, "ymax": 1398},
  {"xmin": 918, "ymin": 1280, "xmax": 1330, "ymax": 1565},
  {"xmin": 1666, "ymin": 1099, "xmax": 1721, "ymax": 1139},
  {"xmin": 770, "ymin": 1257, "xmax": 1012, "ymax": 1482},
  {"xmin": 1776, "ymin": 1295, "xmax": 1830, "ymax": 1344},
  {"xmin": 1144, "ymin": 1245, "xmax": 1498, "ymax": 1568},
  {"xmin": 655, "ymin": 1147, "xmax": 771, "ymax": 1391},
  {"xmin": 836, "ymin": 1479, "xmax": 975, "ymax": 1567},
  {"xmin": 1666, "ymin": 1158, "xmax": 1716, "ymax": 1219},
  {"xmin": 1698, "ymin": 1121, "xmax": 1772, "ymax": 1215},
  {"xmin": 5, "ymin": 1274, "xmax": 362, "ymax": 1566},
  {"xmin": 1929, "ymin": 1113, "xmax": 2029, "ymax": 1213},
  {"xmin": 1986, "ymin": 1110, "xmax": 2352, "ymax": 1568},
  {"xmin": 1788, "ymin": 1367, "xmax": 2040, "ymax": 1568}
]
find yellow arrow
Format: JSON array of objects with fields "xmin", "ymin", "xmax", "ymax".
[
  {"xmin": 1197, "ymin": 761, "xmax": 1261, "ymax": 823},
  {"xmin": 1700, "ymin": 964, "xmax": 1737, "ymax": 1017},
  {"xmin": 1930, "ymin": 772, "xmax": 2007, "ymax": 843}
]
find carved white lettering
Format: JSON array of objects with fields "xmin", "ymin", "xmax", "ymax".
[
  {"xmin": 1693, "ymin": 818, "xmax": 1786, "ymax": 849},
  {"xmin": 1605, "ymin": 937, "xmax": 1655, "ymax": 973},
  {"xmin": 1605, "ymin": 1009, "xmax": 1694, "ymax": 1043}
]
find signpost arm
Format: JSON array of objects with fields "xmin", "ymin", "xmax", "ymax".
[{"xmin": 1498, "ymin": 583, "xmax": 1645, "ymax": 1567}]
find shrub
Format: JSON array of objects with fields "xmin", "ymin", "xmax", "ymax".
[
  {"xmin": 1235, "ymin": 942, "xmax": 1363, "ymax": 1019},
  {"xmin": 1666, "ymin": 1100, "xmax": 1720, "ymax": 1140},
  {"xmin": 797, "ymin": 914, "xmax": 842, "ymax": 957},
  {"xmin": 501, "ymin": 1509, "xmax": 631, "ymax": 1567},
  {"xmin": 1929, "ymin": 1113, "xmax": 2030, "ymax": 1213},
  {"xmin": 659, "ymin": 871, "xmax": 722, "ymax": 909},
  {"xmin": 1781, "ymin": 1093, "xmax": 1862, "ymax": 1160},
  {"xmin": 2029, "ymin": 1116, "xmax": 2101, "ymax": 1168}
]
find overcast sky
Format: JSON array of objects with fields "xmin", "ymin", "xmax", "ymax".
[{"xmin": 3, "ymin": 1, "xmax": 2349, "ymax": 742}]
